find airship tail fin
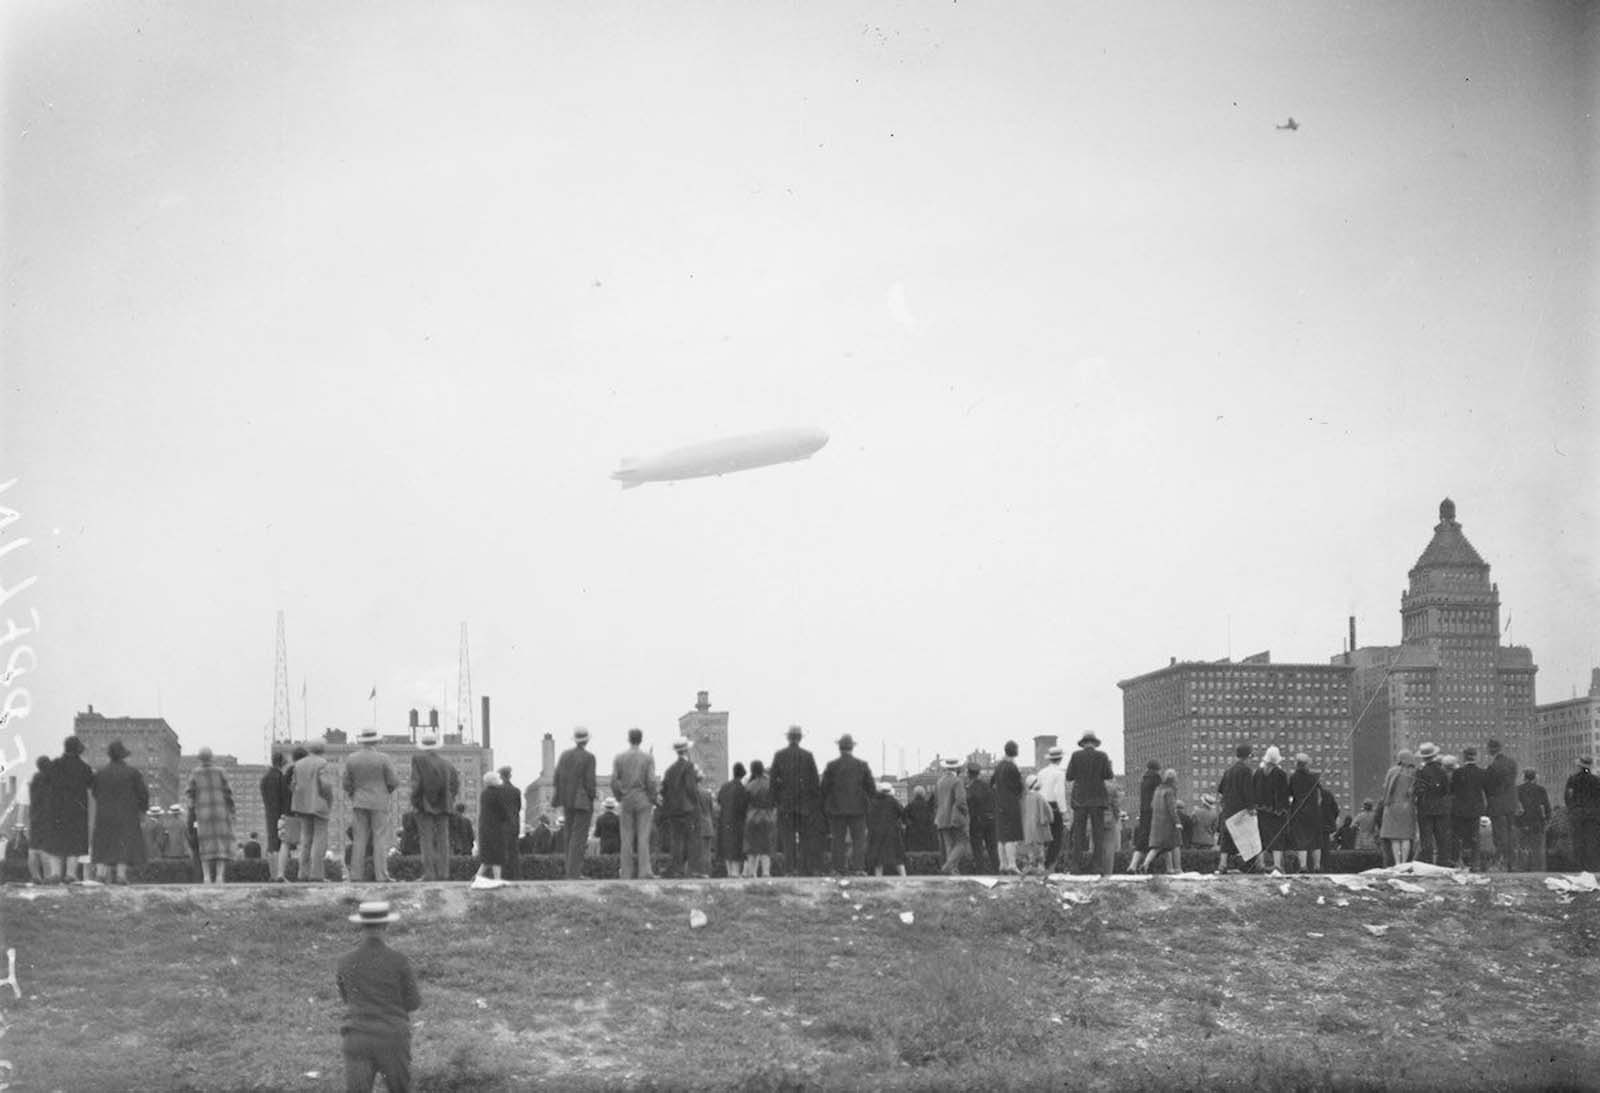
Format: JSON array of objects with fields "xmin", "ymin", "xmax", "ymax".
[{"xmin": 617, "ymin": 479, "xmax": 643, "ymax": 490}]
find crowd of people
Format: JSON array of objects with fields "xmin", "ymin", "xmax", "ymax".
[{"xmin": 15, "ymin": 728, "xmax": 1600, "ymax": 888}]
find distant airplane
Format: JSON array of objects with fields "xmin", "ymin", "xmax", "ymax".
[
  {"xmin": 1276, "ymin": 117, "xmax": 1300, "ymax": 131},
  {"xmin": 611, "ymin": 427, "xmax": 829, "ymax": 489}
]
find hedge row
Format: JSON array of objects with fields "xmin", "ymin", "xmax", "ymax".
[{"xmin": 3, "ymin": 847, "xmax": 1577, "ymax": 885}]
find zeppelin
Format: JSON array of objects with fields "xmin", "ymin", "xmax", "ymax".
[{"xmin": 611, "ymin": 427, "xmax": 829, "ymax": 489}]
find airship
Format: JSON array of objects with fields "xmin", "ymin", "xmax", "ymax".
[{"xmin": 611, "ymin": 427, "xmax": 829, "ymax": 489}]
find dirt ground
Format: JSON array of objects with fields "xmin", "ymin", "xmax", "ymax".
[{"xmin": 1, "ymin": 872, "xmax": 1597, "ymax": 1091}]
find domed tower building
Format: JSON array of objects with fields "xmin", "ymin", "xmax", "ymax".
[{"xmin": 1347, "ymin": 499, "xmax": 1538, "ymax": 802}]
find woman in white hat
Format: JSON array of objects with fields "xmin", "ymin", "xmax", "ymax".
[
  {"xmin": 475, "ymin": 770, "xmax": 512, "ymax": 881},
  {"xmin": 1252, "ymin": 746, "xmax": 1289, "ymax": 874}
]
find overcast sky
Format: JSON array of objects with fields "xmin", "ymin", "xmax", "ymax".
[{"xmin": 4, "ymin": 2, "xmax": 1595, "ymax": 794}]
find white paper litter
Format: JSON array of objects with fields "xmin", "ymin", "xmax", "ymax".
[
  {"xmin": 689, "ymin": 909, "xmax": 708, "ymax": 929},
  {"xmin": 469, "ymin": 875, "xmax": 507, "ymax": 890},
  {"xmin": 1362, "ymin": 860, "xmax": 1459, "ymax": 877},
  {"xmin": 1388, "ymin": 879, "xmax": 1427, "ymax": 894},
  {"xmin": 1363, "ymin": 924, "xmax": 1389, "ymax": 936},
  {"xmin": 1278, "ymin": 883, "xmax": 1292, "ymax": 896},
  {"xmin": 1316, "ymin": 895, "xmax": 1325, "ymax": 905},
  {"xmin": 1334, "ymin": 898, "xmax": 1349, "ymax": 907},
  {"xmin": 1306, "ymin": 932, "xmax": 1324, "ymax": 939},
  {"xmin": 899, "ymin": 911, "xmax": 915, "ymax": 925},
  {"xmin": 1328, "ymin": 875, "xmax": 1373, "ymax": 890},
  {"xmin": 969, "ymin": 877, "xmax": 999, "ymax": 889}
]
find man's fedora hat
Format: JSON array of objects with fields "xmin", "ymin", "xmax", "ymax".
[
  {"xmin": 419, "ymin": 733, "xmax": 440, "ymax": 749},
  {"xmin": 1416, "ymin": 742, "xmax": 1439, "ymax": 760},
  {"xmin": 1078, "ymin": 732, "xmax": 1100, "ymax": 747},
  {"xmin": 837, "ymin": 734, "xmax": 855, "ymax": 751}
]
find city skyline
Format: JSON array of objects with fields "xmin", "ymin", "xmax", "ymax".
[{"xmin": 4, "ymin": 4, "xmax": 1595, "ymax": 796}]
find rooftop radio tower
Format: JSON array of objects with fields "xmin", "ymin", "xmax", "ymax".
[
  {"xmin": 272, "ymin": 611, "xmax": 292, "ymax": 746},
  {"xmin": 457, "ymin": 621, "xmax": 474, "ymax": 742}
]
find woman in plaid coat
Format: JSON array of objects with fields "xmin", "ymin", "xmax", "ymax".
[{"xmin": 186, "ymin": 747, "xmax": 236, "ymax": 884}]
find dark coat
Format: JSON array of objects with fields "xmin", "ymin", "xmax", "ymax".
[
  {"xmin": 865, "ymin": 794, "xmax": 906, "ymax": 869},
  {"xmin": 1286, "ymin": 768, "xmax": 1326, "ymax": 850},
  {"xmin": 716, "ymin": 779, "xmax": 748, "ymax": 861},
  {"xmin": 260, "ymin": 766, "xmax": 290, "ymax": 824},
  {"xmin": 46, "ymin": 754, "xmax": 95, "ymax": 857},
  {"xmin": 1484, "ymin": 753, "xmax": 1519, "ymax": 817},
  {"xmin": 769, "ymin": 744, "xmax": 821, "ymax": 813},
  {"xmin": 529, "ymin": 824, "xmax": 555, "ymax": 854},
  {"xmin": 1137, "ymin": 769, "xmax": 1161, "ymax": 819},
  {"xmin": 409, "ymin": 751, "xmax": 458, "ymax": 815},
  {"xmin": 477, "ymin": 786, "xmax": 514, "ymax": 866},
  {"xmin": 661, "ymin": 757, "xmax": 700, "ymax": 817},
  {"xmin": 1217, "ymin": 760, "xmax": 1256, "ymax": 818},
  {"xmin": 553, "ymin": 746, "xmax": 598, "ymax": 813},
  {"xmin": 904, "ymin": 794, "xmax": 939, "ymax": 851},
  {"xmin": 965, "ymin": 776, "xmax": 995, "ymax": 827},
  {"xmin": 1253, "ymin": 765, "xmax": 1290, "ymax": 852},
  {"xmin": 27, "ymin": 768, "xmax": 51, "ymax": 844},
  {"xmin": 595, "ymin": 810, "xmax": 621, "ymax": 854},
  {"xmin": 91, "ymin": 759, "xmax": 150, "ymax": 867},
  {"xmin": 1451, "ymin": 764, "xmax": 1488, "ymax": 819},
  {"xmin": 1412, "ymin": 760, "xmax": 1453, "ymax": 817},
  {"xmin": 1516, "ymin": 782, "xmax": 1551, "ymax": 830},
  {"xmin": 820, "ymin": 753, "xmax": 874, "ymax": 818},
  {"xmin": 1063, "ymin": 747, "xmax": 1114, "ymax": 807},
  {"xmin": 991, "ymin": 759, "xmax": 1025, "ymax": 842}
]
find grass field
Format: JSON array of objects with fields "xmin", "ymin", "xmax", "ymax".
[{"xmin": 1, "ymin": 872, "xmax": 1597, "ymax": 1091}]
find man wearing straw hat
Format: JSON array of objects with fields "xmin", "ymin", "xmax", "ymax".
[
  {"xmin": 344, "ymin": 729, "xmax": 399, "ymax": 884},
  {"xmin": 337, "ymin": 900, "xmax": 420, "ymax": 1093}
]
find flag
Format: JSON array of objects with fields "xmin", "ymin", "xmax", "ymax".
[{"xmin": 369, "ymin": 686, "xmax": 377, "ymax": 700}]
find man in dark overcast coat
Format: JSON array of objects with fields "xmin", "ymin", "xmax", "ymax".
[
  {"xmin": 1064, "ymin": 731, "xmax": 1115, "ymax": 876},
  {"xmin": 659, "ymin": 738, "xmax": 700, "ymax": 878},
  {"xmin": 1483, "ymin": 739, "xmax": 1519, "ymax": 871},
  {"xmin": 1214, "ymin": 743, "xmax": 1257, "ymax": 874},
  {"xmin": 770, "ymin": 725, "xmax": 822, "ymax": 877},
  {"xmin": 820, "ymin": 734, "xmax": 876, "ymax": 875},
  {"xmin": 554, "ymin": 727, "xmax": 598, "ymax": 879}
]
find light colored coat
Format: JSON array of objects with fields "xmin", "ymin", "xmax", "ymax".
[
  {"xmin": 933, "ymin": 772, "xmax": 968, "ymax": 830},
  {"xmin": 290, "ymin": 753, "xmax": 333, "ymax": 818},
  {"xmin": 343, "ymin": 747, "xmax": 399, "ymax": 810}
]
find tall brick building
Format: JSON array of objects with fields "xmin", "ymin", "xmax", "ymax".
[
  {"xmin": 1119, "ymin": 654, "xmax": 1355, "ymax": 810},
  {"xmin": 679, "ymin": 690, "xmax": 729, "ymax": 789},
  {"xmin": 1346, "ymin": 499, "xmax": 1538, "ymax": 803},
  {"xmin": 73, "ymin": 707, "xmax": 182, "ymax": 807},
  {"xmin": 1533, "ymin": 668, "xmax": 1600, "ymax": 787},
  {"xmin": 319, "ymin": 726, "xmax": 494, "ymax": 857}
]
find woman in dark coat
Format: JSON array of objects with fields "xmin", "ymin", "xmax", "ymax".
[
  {"xmin": 742, "ymin": 760, "xmax": 775, "ymax": 877},
  {"xmin": 1147, "ymin": 770, "xmax": 1181, "ymax": 874},
  {"xmin": 865, "ymin": 784, "xmax": 907, "ymax": 876},
  {"xmin": 1252, "ymin": 746, "xmax": 1290, "ymax": 874},
  {"xmin": 495, "ymin": 766, "xmax": 523, "ymax": 879},
  {"xmin": 475, "ymin": 770, "xmax": 512, "ymax": 880},
  {"xmin": 716, "ymin": 764, "xmax": 749, "ymax": 878},
  {"xmin": 91, "ymin": 740, "xmax": 149, "ymax": 884},
  {"xmin": 991, "ymin": 741, "xmax": 1025, "ymax": 875},
  {"xmin": 1286, "ymin": 754, "xmax": 1326, "ymax": 872},
  {"xmin": 45, "ymin": 736, "xmax": 95, "ymax": 882},
  {"xmin": 27, "ymin": 757, "xmax": 51, "ymax": 884}
]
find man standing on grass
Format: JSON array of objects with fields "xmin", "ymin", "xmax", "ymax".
[
  {"xmin": 1564, "ymin": 757, "xmax": 1600, "ymax": 872},
  {"xmin": 611, "ymin": 728, "xmax": 659, "ymax": 879},
  {"xmin": 660, "ymin": 738, "xmax": 701, "ymax": 878},
  {"xmin": 1515, "ymin": 770, "xmax": 1550, "ymax": 872},
  {"xmin": 770, "ymin": 725, "xmax": 822, "ymax": 877},
  {"xmin": 1483, "ymin": 739, "xmax": 1519, "ymax": 872},
  {"xmin": 933, "ymin": 757, "xmax": 971, "ymax": 874},
  {"xmin": 1451, "ymin": 748, "xmax": 1489, "ymax": 872},
  {"xmin": 1064, "ymin": 731, "xmax": 1115, "ymax": 876},
  {"xmin": 1215, "ymin": 743, "xmax": 1257, "ymax": 874},
  {"xmin": 337, "ymin": 900, "xmax": 421, "ymax": 1093},
  {"xmin": 344, "ymin": 729, "xmax": 399, "ymax": 884},
  {"xmin": 820, "ymin": 734, "xmax": 876, "ymax": 876},
  {"xmin": 410, "ymin": 734, "xmax": 459, "ymax": 882},
  {"xmin": 1411, "ymin": 743, "xmax": 1452, "ymax": 866},
  {"xmin": 291, "ymin": 742, "xmax": 335, "ymax": 882},
  {"xmin": 260, "ymin": 752, "xmax": 291, "ymax": 882},
  {"xmin": 554, "ymin": 727, "xmax": 598, "ymax": 880},
  {"xmin": 1035, "ymin": 746, "xmax": 1068, "ymax": 871}
]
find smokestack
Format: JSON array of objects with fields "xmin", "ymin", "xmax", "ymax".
[
  {"xmin": 1349, "ymin": 616, "xmax": 1357, "ymax": 654},
  {"xmin": 481, "ymin": 695, "xmax": 491, "ymax": 749},
  {"xmin": 696, "ymin": 690, "xmax": 710, "ymax": 713},
  {"xmin": 1590, "ymin": 667, "xmax": 1600, "ymax": 697},
  {"xmin": 541, "ymin": 732, "xmax": 555, "ymax": 776},
  {"xmin": 428, "ymin": 708, "xmax": 439, "ymax": 730}
]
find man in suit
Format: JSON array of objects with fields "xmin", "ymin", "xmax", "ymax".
[
  {"xmin": 1483, "ymin": 739, "xmax": 1520, "ymax": 872},
  {"xmin": 291, "ymin": 742, "xmax": 335, "ymax": 881},
  {"xmin": 1411, "ymin": 742, "xmax": 1453, "ymax": 866},
  {"xmin": 659, "ymin": 738, "xmax": 700, "ymax": 878},
  {"xmin": 260, "ymin": 752, "xmax": 291, "ymax": 881},
  {"xmin": 1065, "ymin": 731, "xmax": 1116, "ymax": 876},
  {"xmin": 933, "ymin": 757, "xmax": 971, "ymax": 874},
  {"xmin": 1515, "ymin": 769, "xmax": 1551, "ymax": 872},
  {"xmin": 1451, "ymin": 747, "xmax": 1489, "ymax": 871},
  {"xmin": 965, "ymin": 762, "xmax": 997, "ymax": 875},
  {"xmin": 343, "ymin": 729, "xmax": 399, "ymax": 883},
  {"xmin": 770, "ymin": 725, "xmax": 822, "ymax": 877},
  {"xmin": 410, "ymin": 733, "xmax": 459, "ymax": 881},
  {"xmin": 819, "ymin": 734, "xmax": 876, "ymax": 876},
  {"xmin": 554, "ymin": 727, "xmax": 598, "ymax": 880},
  {"xmin": 1214, "ymin": 743, "xmax": 1257, "ymax": 874},
  {"xmin": 1564, "ymin": 757, "xmax": 1600, "ymax": 872},
  {"xmin": 611, "ymin": 728, "xmax": 659, "ymax": 879}
]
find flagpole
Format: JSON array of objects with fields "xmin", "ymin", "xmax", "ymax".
[{"xmin": 302, "ymin": 680, "xmax": 309, "ymax": 744}]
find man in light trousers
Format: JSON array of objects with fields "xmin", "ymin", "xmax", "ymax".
[
  {"xmin": 611, "ymin": 728, "xmax": 658, "ymax": 879},
  {"xmin": 343, "ymin": 728, "xmax": 399, "ymax": 883}
]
